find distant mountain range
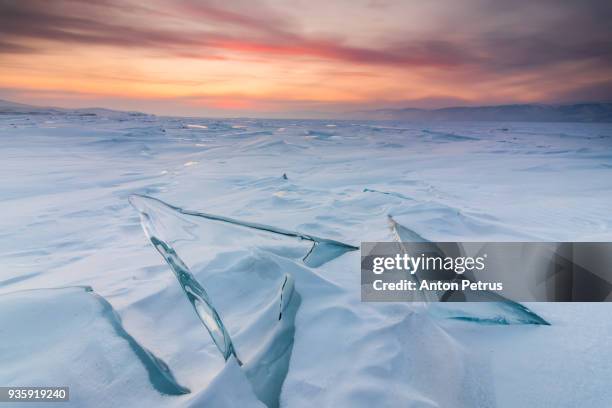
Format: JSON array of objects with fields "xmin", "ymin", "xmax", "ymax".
[
  {"xmin": 0, "ymin": 99, "xmax": 148, "ymax": 118},
  {"xmin": 348, "ymin": 103, "xmax": 612, "ymax": 122},
  {"xmin": 1, "ymin": 99, "xmax": 611, "ymax": 122}
]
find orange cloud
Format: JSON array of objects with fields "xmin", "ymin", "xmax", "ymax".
[{"xmin": 0, "ymin": 0, "xmax": 610, "ymax": 117}]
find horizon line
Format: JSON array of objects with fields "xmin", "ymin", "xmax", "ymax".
[{"xmin": 2, "ymin": 98, "xmax": 612, "ymax": 122}]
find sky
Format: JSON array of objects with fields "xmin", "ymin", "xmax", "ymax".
[{"xmin": 0, "ymin": 0, "xmax": 611, "ymax": 118}]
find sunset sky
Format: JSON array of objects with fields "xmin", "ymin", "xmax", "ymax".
[{"xmin": 1, "ymin": 0, "xmax": 611, "ymax": 117}]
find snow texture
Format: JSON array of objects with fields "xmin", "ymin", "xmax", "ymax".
[{"xmin": 1, "ymin": 111, "xmax": 611, "ymax": 407}]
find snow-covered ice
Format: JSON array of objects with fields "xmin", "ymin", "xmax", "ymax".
[{"xmin": 1, "ymin": 111, "xmax": 611, "ymax": 407}]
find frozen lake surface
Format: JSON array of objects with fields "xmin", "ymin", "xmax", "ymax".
[{"xmin": 1, "ymin": 112, "xmax": 611, "ymax": 407}]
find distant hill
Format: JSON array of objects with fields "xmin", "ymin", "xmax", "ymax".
[
  {"xmin": 2, "ymin": 99, "xmax": 612, "ymax": 122},
  {"xmin": 348, "ymin": 103, "xmax": 612, "ymax": 122},
  {"xmin": 0, "ymin": 99, "xmax": 149, "ymax": 117}
]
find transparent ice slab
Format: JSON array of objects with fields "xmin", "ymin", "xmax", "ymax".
[
  {"xmin": 388, "ymin": 215, "xmax": 549, "ymax": 325},
  {"xmin": 129, "ymin": 194, "xmax": 357, "ymax": 407}
]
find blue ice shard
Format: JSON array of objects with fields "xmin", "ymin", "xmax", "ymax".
[
  {"xmin": 0, "ymin": 286, "xmax": 189, "ymax": 399},
  {"xmin": 129, "ymin": 194, "xmax": 356, "ymax": 407},
  {"xmin": 387, "ymin": 216, "xmax": 550, "ymax": 325}
]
